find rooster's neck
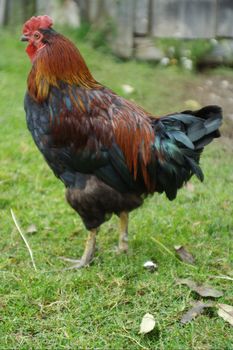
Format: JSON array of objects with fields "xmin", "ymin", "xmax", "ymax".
[{"xmin": 27, "ymin": 34, "xmax": 101, "ymax": 102}]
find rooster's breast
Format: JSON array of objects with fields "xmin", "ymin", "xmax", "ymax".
[{"xmin": 24, "ymin": 92, "xmax": 74, "ymax": 185}]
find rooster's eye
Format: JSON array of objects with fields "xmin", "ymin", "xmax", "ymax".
[{"xmin": 34, "ymin": 32, "xmax": 40, "ymax": 40}]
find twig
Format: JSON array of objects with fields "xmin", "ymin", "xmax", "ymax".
[
  {"xmin": 210, "ymin": 275, "xmax": 233, "ymax": 282},
  {"xmin": 119, "ymin": 334, "xmax": 148, "ymax": 350},
  {"xmin": 151, "ymin": 237, "xmax": 197, "ymax": 269},
  {"xmin": 10, "ymin": 209, "xmax": 37, "ymax": 272},
  {"xmin": 120, "ymin": 325, "xmax": 149, "ymax": 350}
]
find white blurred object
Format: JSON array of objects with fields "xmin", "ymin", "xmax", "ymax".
[
  {"xmin": 139, "ymin": 313, "xmax": 156, "ymax": 334},
  {"xmin": 160, "ymin": 57, "xmax": 170, "ymax": 66},
  {"xmin": 210, "ymin": 38, "xmax": 218, "ymax": 46},
  {"xmin": 121, "ymin": 84, "xmax": 135, "ymax": 94},
  {"xmin": 181, "ymin": 57, "xmax": 193, "ymax": 70},
  {"xmin": 143, "ymin": 260, "xmax": 158, "ymax": 272}
]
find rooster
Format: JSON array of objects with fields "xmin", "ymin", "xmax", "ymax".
[{"xmin": 21, "ymin": 16, "xmax": 222, "ymax": 268}]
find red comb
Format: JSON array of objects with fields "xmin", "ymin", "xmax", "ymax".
[{"xmin": 23, "ymin": 15, "xmax": 53, "ymax": 34}]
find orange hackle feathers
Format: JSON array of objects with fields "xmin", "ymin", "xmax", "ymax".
[{"xmin": 27, "ymin": 34, "xmax": 101, "ymax": 102}]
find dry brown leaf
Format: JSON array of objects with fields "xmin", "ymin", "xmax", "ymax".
[
  {"xmin": 217, "ymin": 304, "xmax": 233, "ymax": 326},
  {"xmin": 139, "ymin": 313, "xmax": 156, "ymax": 334},
  {"xmin": 181, "ymin": 301, "xmax": 213, "ymax": 324},
  {"xmin": 194, "ymin": 285, "xmax": 223, "ymax": 298},
  {"xmin": 26, "ymin": 224, "xmax": 37, "ymax": 234},
  {"xmin": 174, "ymin": 245, "xmax": 195, "ymax": 265},
  {"xmin": 177, "ymin": 279, "xmax": 223, "ymax": 298},
  {"xmin": 177, "ymin": 279, "xmax": 197, "ymax": 289}
]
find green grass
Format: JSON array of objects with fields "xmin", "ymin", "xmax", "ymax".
[{"xmin": 0, "ymin": 28, "xmax": 233, "ymax": 349}]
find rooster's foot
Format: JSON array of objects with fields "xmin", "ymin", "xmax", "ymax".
[
  {"xmin": 115, "ymin": 241, "xmax": 129, "ymax": 254},
  {"xmin": 60, "ymin": 228, "xmax": 97, "ymax": 269},
  {"xmin": 59, "ymin": 256, "xmax": 93, "ymax": 269}
]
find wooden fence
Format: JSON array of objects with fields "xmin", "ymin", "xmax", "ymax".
[
  {"xmin": 1, "ymin": 0, "xmax": 233, "ymax": 58},
  {"xmin": 78, "ymin": 0, "xmax": 233, "ymax": 58}
]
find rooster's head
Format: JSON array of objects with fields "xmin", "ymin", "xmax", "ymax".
[{"xmin": 21, "ymin": 15, "xmax": 54, "ymax": 61}]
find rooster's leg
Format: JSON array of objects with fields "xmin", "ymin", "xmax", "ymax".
[
  {"xmin": 60, "ymin": 228, "xmax": 97, "ymax": 269},
  {"xmin": 118, "ymin": 212, "xmax": 129, "ymax": 253}
]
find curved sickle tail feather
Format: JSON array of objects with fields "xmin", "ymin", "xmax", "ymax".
[{"xmin": 150, "ymin": 105, "xmax": 222, "ymax": 200}]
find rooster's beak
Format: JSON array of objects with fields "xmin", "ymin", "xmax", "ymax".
[{"xmin": 20, "ymin": 35, "xmax": 29, "ymax": 42}]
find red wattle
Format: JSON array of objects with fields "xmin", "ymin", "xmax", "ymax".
[{"xmin": 26, "ymin": 43, "xmax": 37, "ymax": 62}]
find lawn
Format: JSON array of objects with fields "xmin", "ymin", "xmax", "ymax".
[{"xmin": 0, "ymin": 28, "xmax": 233, "ymax": 349}]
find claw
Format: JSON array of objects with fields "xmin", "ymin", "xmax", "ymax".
[
  {"xmin": 118, "ymin": 241, "xmax": 129, "ymax": 253},
  {"xmin": 59, "ymin": 228, "xmax": 97, "ymax": 270},
  {"xmin": 59, "ymin": 256, "xmax": 81, "ymax": 263},
  {"xmin": 63, "ymin": 259, "xmax": 91, "ymax": 270},
  {"xmin": 59, "ymin": 256, "xmax": 93, "ymax": 269}
]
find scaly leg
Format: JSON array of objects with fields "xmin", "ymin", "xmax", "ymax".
[
  {"xmin": 118, "ymin": 212, "xmax": 129, "ymax": 253},
  {"xmin": 60, "ymin": 228, "xmax": 97, "ymax": 269}
]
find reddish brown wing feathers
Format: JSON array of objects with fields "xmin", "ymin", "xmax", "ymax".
[
  {"xmin": 109, "ymin": 97, "xmax": 154, "ymax": 185},
  {"xmin": 51, "ymin": 88, "xmax": 114, "ymax": 151},
  {"xmin": 49, "ymin": 85, "xmax": 155, "ymax": 190}
]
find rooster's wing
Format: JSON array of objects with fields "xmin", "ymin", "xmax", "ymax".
[{"xmin": 46, "ymin": 84, "xmax": 155, "ymax": 192}]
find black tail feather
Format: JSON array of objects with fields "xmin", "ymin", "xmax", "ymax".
[
  {"xmin": 150, "ymin": 105, "xmax": 222, "ymax": 200},
  {"xmin": 182, "ymin": 105, "xmax": 222, "ymax": 144}
]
